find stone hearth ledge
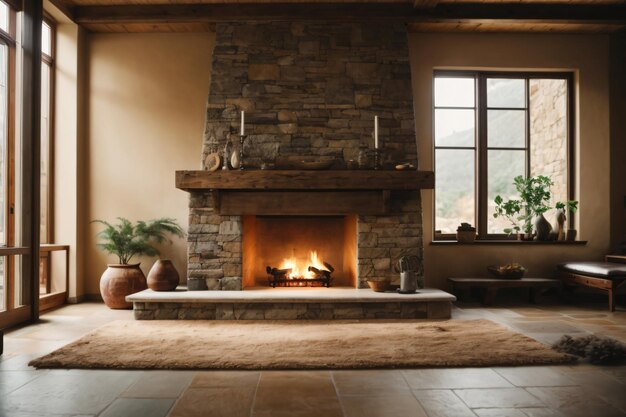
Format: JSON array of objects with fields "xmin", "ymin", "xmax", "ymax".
[{"xmin": 127, "ymin": 288, "xmax": 455, "ymax": 320}]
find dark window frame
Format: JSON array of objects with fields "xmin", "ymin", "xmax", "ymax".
[{"xmin": 433, "ymin": 70, "xmax": 576, "ymax": 241}]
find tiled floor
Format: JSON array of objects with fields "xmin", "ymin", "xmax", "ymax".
[{"xmin": 1, "ymin": 297, "xmax": 625, "ymax": 417}]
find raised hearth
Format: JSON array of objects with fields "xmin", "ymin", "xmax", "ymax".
[{"xmin": 127, "ymin": 287, "xmax": 456, "ymax": 320}]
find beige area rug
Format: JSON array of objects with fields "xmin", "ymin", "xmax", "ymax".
[{"xmin": 29, "ymin": 319, "xmax": 574, "ymax": 370}]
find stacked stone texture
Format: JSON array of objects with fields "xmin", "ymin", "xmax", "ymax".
[
  {"xmin": 529, "ymin": 79, "xmax": 568, "ymax": 208},
  {"xmin": 188, "ymin": 21, "xmax": 422, "ymax": 290}
]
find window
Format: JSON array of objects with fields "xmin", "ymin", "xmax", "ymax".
[
  {"xmin": 0, "ymin": 0, "xmax": 15, "ymax": 315},
  {"xmin": 434, "ymin": 71, "xmax": 573, "ymax": 240},
  {"xmin": 39, "ymin": 17, "xmax": 54, "ymax": 296}
]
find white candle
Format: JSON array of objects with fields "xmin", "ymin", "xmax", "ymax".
[
  {"xmin": 240, "ymin": 110, "xmax": 245, "ymax": 135},
  {"xmin": 374, "ymin": 115, "xmax": 379, "ymax": 149}
]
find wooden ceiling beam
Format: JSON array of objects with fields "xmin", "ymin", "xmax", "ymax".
[
  {"xmin": 74, "ymin": 3, "xmax": 416, "ymax": 23},
  {"xmin": 414, "ymin": 0, "xmax": 439, "ymax": 8}
]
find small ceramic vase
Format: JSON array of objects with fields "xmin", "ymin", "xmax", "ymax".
[
  {"xmin": 534, "ymin": 214, "xmax": 553, "ymax": 241},
  {"xmin": 555, "ymin": 209, "xmax": 567, "ymax": 241},
  {"xmin": 230, "ymin": 149, "xmax": 241, "ymax": 169}
]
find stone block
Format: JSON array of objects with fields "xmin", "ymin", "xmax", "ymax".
[
  {"xmin": 248, "ymin": 64, "xmax": 279, "ymax": 81},
  {"xmin": 134, "ymin": 309, "xmax": 154, "ymax": 320},
  {"xmin": 234, "ymin": 304, "xmax": 266, "ymax": 319},
  {"xmin": 427, "ymin": 301, "xmax": 451, "ymax": 319},
  {"xmin": 264, "ymin": 304, "xmax": 307, "ymax": 319},
  {"xmin": 219, "ymin": 221, "xmax": 242, "ymax": 235},
  {"xmin": 373, "ymin": 258, "xmax": 391, "ymax": 271},
  {"xmin": 358, "ymin": 232, "xmax": 378, "ymax": 248},
  {"xmin": 216, "ymin": 304, "xmax": 236, "ymax": 319},
  {"xmin": 155, "ymin": 308, "xmax": 179, "ymax": 320},
  {"xmin": 221, "ymin": 276, "xmax": 243, "ymax": 291},
  {"xmin": 187, "ymin": 277, "xmax": 208, "ymax": 291},
  {"xmin": 206, "ymin": 277, "xmax": 222, "ymax": 290},
  {"xmin": 223, "ymin": 263, "xmax": 242, "ymax": 277},
  {"xmin": 332, "ymin": 304, "xmax": 364, "ymax": 319}
]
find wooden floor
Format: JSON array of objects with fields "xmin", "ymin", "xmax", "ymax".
[{"xmin": 1, "ymin": 296, "xmax": 625, "ymax": 417}]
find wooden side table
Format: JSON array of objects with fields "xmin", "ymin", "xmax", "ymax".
[{"xmin": 448, "ymin": 277, "xmax": 561, "ymax": 305}]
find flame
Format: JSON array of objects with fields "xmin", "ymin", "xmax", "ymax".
[{"xmin": 279, "ymin": 250, "xmax": 327, "ymax": 279}]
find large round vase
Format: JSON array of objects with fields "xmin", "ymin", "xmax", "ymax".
[
  {"xmin": 100, "ymin": 263, "xmax": 147, "ymax": 309},
  {"xmin": 534, "ymin": 214, "xmax": 553, "ymax": 241},
  {"xmin": 147, "ymin": 259, "xmax": 180, "ymax": 291}
]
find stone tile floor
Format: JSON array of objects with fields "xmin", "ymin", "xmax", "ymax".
[{"xmin": 1, "ymin": 297, "xmax": 625, "ymax": 417}]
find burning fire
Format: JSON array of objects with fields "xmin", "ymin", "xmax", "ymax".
[{"xmin": 280, "ymin": 250, "xmax": 327, "ymax": 279}]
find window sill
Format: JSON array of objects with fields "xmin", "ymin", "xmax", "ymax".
[{"xmin": 430, "ymin": 240, "xmax": 587, "ymax": 246}]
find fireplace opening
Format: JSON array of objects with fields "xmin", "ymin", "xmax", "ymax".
[{"xmin": 242, "ymin": 215, "xmax": 357, "ymax": 288}]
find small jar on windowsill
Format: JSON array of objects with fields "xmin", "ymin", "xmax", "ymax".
[{"xmin": 456, "ymin": 223, "xmax": 477, "ymax": 243}]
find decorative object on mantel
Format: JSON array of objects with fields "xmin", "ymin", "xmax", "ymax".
[
  {"xmin": 346, "ymin": 159, "xmax": 358, "ymax": 170},
  {"xmin": 397, "ymin": 255, "xmax": 421, "ymax": 293},
  {"xmin": 28, "ymin": 319, "xmax": 574, "ymax": 370},
  {"xmin": 204, "ymin": 153, "xmax": 222, "ymax": 172},
  {"xmin": 147, "ymin": 260, "xmax": 180, "ymax": 292},
  {"xmin": 92, "ymin": 218, "xmax": 184, "ymax": 308},
  {"xmin": 487, "ymin": 263, "xmax": 527, "ymax": 280},
  {"xmin": 238, "ymin": 110, "xmax": 247, "ymax": 170},
  {"xmin": 456, "ymin": 222, "xmax": 476, "ymax": 243},
  {"xmin": 357, "ymin": 143, "xmax": 372, "ymax": 169},
  {"xmin": 395, "ymin": 163, "xmax": 415, "ymax": 171},
  {"xmin": 221, "ymin": 139, "xmax": 233, "ymax": 170},
  {"xmin": 367, "ymin": 278, "xmax": 391, "ymax": 292}
]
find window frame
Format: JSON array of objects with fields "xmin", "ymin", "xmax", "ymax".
[
  {"xmin": 433, "ymin": 70, "xmax": 576, "ymax": 241},
  {"xmin": 40, "ymin": 13, "xmax": 55, "ymax": 245}
]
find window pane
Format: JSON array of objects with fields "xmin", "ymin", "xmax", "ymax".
[
  {"xmin": 435, "ymin": 109, "xmax": 475, "ymax": 147},
  {"xmin": 0, "ymin": 43, "xmax": 7, "ymax": 246},
  {"xmin": 41, "ymin": 63, "xmax": 50, "ymax": 243},
  {"xmin": 435, "ymin": 149, "xmax": 475, "ymax": 233},
  {"xmin": 530, "ymin": 79, "xmax": 569, "ymax": 210},
  {"xmin": 0, "ymin": 3, "xmax": 8, "ymax": 34},
  {"xmin": 42, "ymin": 22, "xmax": 51, "ymax": 56},
  {"xmin": 0, "ymin": 256, "xmax": 5, "ymax": 311},
  {"xmin": 487, "ymin": 150, "xmax": 526, "ymax": 234},
  {"xmin": 488, "ymin": 110, "xmax": 526, "ymax": 148},
  {"xmin": 487, "ymin": 78, "xmax": 525, "ymax": 108},
  {"xmin": 434, "ymin": 77, "xmax": 474, "ymax": 108}
]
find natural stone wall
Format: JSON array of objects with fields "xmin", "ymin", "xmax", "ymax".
[
  {"xmin": 201, "ymin": 21, "xmax": 416, "ymax": 168},
  {"xmin": 132, "ymin": 300, "xmax": 451, "ymax": 320},
  {"xmin": 187, "ymin": 21, "xmax": 422, "ymax": 290},
  {"xmin": 530, "ymin": 79, "xmax": 568, "ymax": 207}
]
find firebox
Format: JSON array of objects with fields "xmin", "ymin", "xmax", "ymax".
[{"xmin": 242, "ymin": 215, "xmax": 357, "ymax": 288}]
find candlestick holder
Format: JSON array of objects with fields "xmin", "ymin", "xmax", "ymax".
[
  {"xmin": 373, "ymin": 149, "xmax": 383, "ymax": 170},
  {"xmin": 238, "ymin": 134, "xmax": 247, "ymax": 170}
]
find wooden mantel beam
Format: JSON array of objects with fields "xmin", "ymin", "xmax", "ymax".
[
  {"xmin": 175, "ymin": 170, "xmax": 435, "ymax": 192},
  {"xmin": 414, "ymin": 0, "xmax": 439, "ymax": 9}
]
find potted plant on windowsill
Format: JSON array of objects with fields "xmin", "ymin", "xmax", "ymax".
[
  {"xmin": 93, "ymin": 217, "xmax": 184, "ymax": 309},
  {"xmin": 493, "ymin": 175, "xmax": 555, "ymax": 241}
]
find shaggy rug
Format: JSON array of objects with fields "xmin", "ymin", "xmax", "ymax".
[{"xmin": 29, "ymin": 319, "xmax": 574, "ymax": 370}]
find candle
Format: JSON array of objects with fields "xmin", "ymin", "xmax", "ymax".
[
  {"xmin": 374, "ymin": 115, "xmax": 379, "ymax": 149},
  {"xmin": 240, "ymin": 110, "xmax": 245, "ymax": 135}
]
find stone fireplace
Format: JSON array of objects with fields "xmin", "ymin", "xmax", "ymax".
[{"xmin": 185, "ymin": 21, "xmax": 425, "ymax": 291}]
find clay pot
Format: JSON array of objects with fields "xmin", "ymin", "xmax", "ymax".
[
  {"xmin": 100, "ymin": 263, "xmax": 147, "ymax": 309},
  {"xmin": 147, "ymin": 259, "xmax": 180, "ymax": 291}
]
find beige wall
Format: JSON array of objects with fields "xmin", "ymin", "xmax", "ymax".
[
  {"xmin": 77, "ymin": 30, "xmax": 612, "ymax": 296},
  {"xmin": 84, "ymin": 32, "xmax": 214, "ymax": 297},
  {"xmin": 409, "ymin": 33, "xmax": 611, "ymax": 288}
]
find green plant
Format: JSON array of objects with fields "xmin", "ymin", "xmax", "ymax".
[
  {"xmin": 493, "ymin": 175, "xmax": 554, "ymax": 235},
  {"xmin": 93, "ymin": 217, "xmax": 184, "ymax": 264},
  {"xmin": 556, "ymin": 200, "xmax": 578, "ymax": 214}
]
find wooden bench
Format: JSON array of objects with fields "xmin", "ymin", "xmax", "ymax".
[
  {"xmin": 447, "ymin": 277, "xmax": 561, "ymax": 306},
  {"xmin": 558, "ymin": 255, "xmax": 626, "ymax": 312}
]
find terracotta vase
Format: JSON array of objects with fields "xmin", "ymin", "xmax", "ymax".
[
  {"xmin": 100, "ymin": 263, "xmax": 147, "ymax": 309},
  {"xmin": 147, "ymin": 259, "xmax": 180, "ymax": 291}
]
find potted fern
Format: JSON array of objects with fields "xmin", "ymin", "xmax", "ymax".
[{"xmin": 93, "ymin": 217, "xmax": 184, "ymax": 309}]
